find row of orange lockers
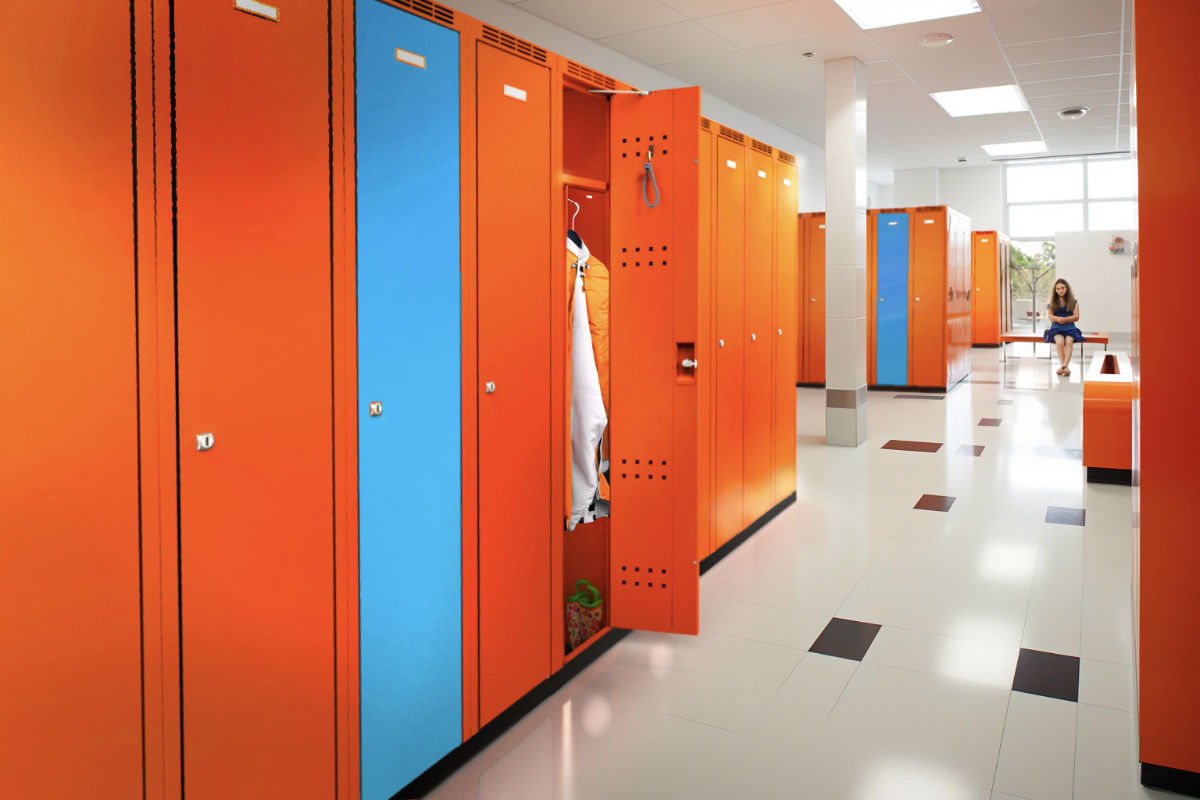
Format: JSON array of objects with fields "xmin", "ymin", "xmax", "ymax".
[{"xmin": 797, "ymin": 211, "xmax": 1009, "ymax": 387}]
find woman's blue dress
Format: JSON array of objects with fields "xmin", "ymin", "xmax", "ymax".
[{"xmin": 1043, "ymin": 304, "xmax": 1085, "ymax": 343}]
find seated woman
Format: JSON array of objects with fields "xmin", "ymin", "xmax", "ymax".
[{"xmin": 1043, "ymin": 278, "xmax": 1085, "ymax": 375}]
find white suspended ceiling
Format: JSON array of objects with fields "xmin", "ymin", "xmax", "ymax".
[{"xmin": 503, "ymin": 0, "xmax": 1133, "ymax": 184}]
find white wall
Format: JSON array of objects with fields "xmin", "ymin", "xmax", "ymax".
[
  {"xmin": 940, "ymin": 166, "xmax": 1004, "ymax": 232},
  {"xmin": 1053, "ymin": 230, "xmax": 1134, "ymax": 334},
  {"xmin": 868, "ymin": 182, "xmax": 895, "ymax": 209},
  {"xmin": 450, "ymin": 0, "xmax": 825, "ymax": 210},
  {"xmin": 893, "ymin": 168, "xmax": 939, "ymax": 206}
]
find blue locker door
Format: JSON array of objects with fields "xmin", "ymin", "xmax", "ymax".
[
  {"xmin": 875, "ymin": 213, "xmax": 909, "ymax": 386},
  {"xmin": 356, "ymin": 3, "xmax": 461, "ymax": 797}
]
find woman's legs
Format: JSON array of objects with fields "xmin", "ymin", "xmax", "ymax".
[
  {"xmin": 1054, "ymin": 334, "xmax": 1068, "ymax": 373},
  {"xmin": 1062, "ymin": 336, "xmax": 1074, "ymax": 371}
]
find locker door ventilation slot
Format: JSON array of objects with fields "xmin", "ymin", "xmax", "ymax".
[
  {"xmin": 387, "ymin": 0, "xmax": 455, "ymax": 27},
  {"xmin": 566, "ymin": 60, "xmax": 616, "ymax": 90},
  {"xmin": 619, "ymin": 564, "xmax": 669, "ymax": 589},
  {"xmin": 617, "ymin": 457, "xmax": 668, "ymax": 480},
  {"xmin": 751, "ymin": 139, "xmax": 774, "ymax": 156},
  {"xmin": 616, "ymin": 244, "xmax": 668, "ymax": 269},
  {"xmin": 700, "ymin": 117, "xmax": 712, "ymax": 130},
  {"xmin": 777, "ymin": 151, "xmax": 797, "ymax": 165},
  {"xmin": 482, "ymin": 24, "xmax": 549, "ymax": 64},
  {"xmin": 718, "ymin": 126, "xmax": 745, "ymax": 144}
]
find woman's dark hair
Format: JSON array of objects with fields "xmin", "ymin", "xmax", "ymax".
[{"xmin": 1051, "ymin": 278, "xmax": 1077, "ymax": 313}]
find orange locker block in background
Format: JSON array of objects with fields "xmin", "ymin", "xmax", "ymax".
[
  {"xmin": 971, "ymin": 231, "xmax": 1009, "ymax": 346},
  {"xmin": 772, "ymin": 154, "xmax": 799, "ymax": 505},
  {"xmin": 1, "ymin": 5, "xmax": 145, "ymax": 798},
  {"xmin": 798, "ymin": 212, "xmax": 826, "ymax": 385}
]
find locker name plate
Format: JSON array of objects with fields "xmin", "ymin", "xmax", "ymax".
[
  {"xmin": 503, "ymin": 84, "xmax": 528, "ymax": 102},
  {"xmin": 395, "ymin": 48, "xmax": 427, "ymax": 69},
  {"xmin": 234, "ymin": 0, "xmax": 279, "ymax": 22},
  {"xmin": 726, "ymin": 159, "xmax": 737, "ymax": 169}
]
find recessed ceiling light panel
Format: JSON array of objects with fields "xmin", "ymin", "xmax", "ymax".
[
  {"xmin": 833, "ymin": 0, "xmax": 981, "ymax": 30},
  {"xmin": 931, "ymin": 84, "xmax": 1028, "ymax": 117},
  {"xmin": 982, "ymin": 141, "xmax": 1048, "ymax": 156}
]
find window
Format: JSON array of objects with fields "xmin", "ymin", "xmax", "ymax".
[
  {"xmin": 1006, "ymin": 162, "xmax": 1083, "ymax": 203},
  {"xmin": 1009, "ymin": 203, "xmax": 1084, "ymax": 238}
]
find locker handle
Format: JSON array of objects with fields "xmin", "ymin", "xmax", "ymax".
[
  {"xmin": 777, "ymin": 329, "xmax": 783, "ymax": 336},
  {"xmin": 681, "ymin": 358, "xmax": 698, "ymax": 369},
  {"xmin": 811, "ymin": 298, "xmax": 816, "ymax": 303},
  {"xmin": 196, "ymin": 433, "xmax": 215, "ymax": 452},
  {"xmin": 750, "ymin": 333, "xmax": 757, "ymax": 341},
  {"xmin": 719, "ymin": 339, "xmax": 725, "ymax": 347},
  {"xmin": 485, "ymin": 381, "xmax": 496, "ymax": 394}
]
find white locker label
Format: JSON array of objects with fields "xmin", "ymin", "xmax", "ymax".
[
  {"xmin": 395, "ymin": 48, "xmax": 427, "ymax": 69},
  {"xmin": 888, "ymin": 221, "xmax": 898, "ymax": 225},
  {"xmin": 818, "ymin": 224, "xmax": 826, "ymax": 229},
  {"xmin": 784, "ymin": 178, "xmax": 792, "ymax": 186},
  {"xmin": 981, "ymin": 237, "xmax": 990, "ymax": 242},
  {"xmin": 726, "ymin": 159, "xmax": 737, "ymax": 169},
  {"xmin": 234, "ymin": 0, "xmax": 279, "ymax": 21},
  {"xmin": 503, "ymin": 84, "xmax": 528, "ymax": 102},
  {"xmin": 757, "ymin": 169, "xmax": 767, "ymax": 179},
  {"xmin": 924, "ymin": 219, "xmax": 935, "ymax": 224}
]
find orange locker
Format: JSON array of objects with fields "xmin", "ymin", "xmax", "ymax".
[
  {"xmin": 1, "ymin": 5, "xmax": 145, "ymax": 798},
  {"xmin": 772, "ymin": 154, "xmax": 799, "ymax": 505},
  {"xmin": 798, "ymin": 212, "xmax": 826, "ymax": 385},
  {"xmin": 867, "ymin": 206, "xmax": 972, "ymax": 390},
  {"xmin": 475, "ymin": 41, "xmax": 554, "ymax": 725},
  {"xmin": 699, "ymin": 119, "xmax": 717, "ymax": 558},
  {"xmin": 173, "ymin": 3, "xmax": 339, "ymax": 796},
  {"xmin": 744, "ymin": 144, "xmax": 776, "ymax": 523},
  {"xmin": 713, "ymin": 132, "xmax": 747, "ymax": 547},
  {"xmin": 971, "ymin": 231, "xmax": 1009, "ymax": 346}
]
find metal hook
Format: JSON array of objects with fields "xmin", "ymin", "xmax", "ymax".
[{"xmin": 567, "ymin": 197, "xmax": 581, "ymax": 228}]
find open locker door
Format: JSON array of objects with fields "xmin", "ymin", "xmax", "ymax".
[{"xmin": 608, "ymin": 87, "xmax": 704, "ymax": 635}]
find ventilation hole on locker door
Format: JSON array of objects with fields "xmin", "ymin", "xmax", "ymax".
[
  {"xmin": 621, "ymin": 248, "xmax": 627, "ymax": 254},
  {"xmin": 661, "ymin": 569, "xmax": 667, "ymax": 574},
  {"xmin": 648, "ymin": 474, "xmax": 654, "ymax": 479},
  {"xmin": 636, "ymin": 137, "xmax": 640, "ymax": 142},
  {"xmin": 622, "ymin": 565, "xmax": 627, "ymax": 571},
  {"xmin": 622, "ymin": 153, "xmax": 627, "ymax": 158},
  {"xmin": 636, "ymin": 262, "xmax": 640, "ymax": 266},
  {"xmin": 622, "ymin": 138, "xmax": 627, "ymax": 143},
  {"xmin": 662, "ymin": 245, "xmax": 668, "ymax": 251},
  {"xmin": 622, "ymin": 473, "xmax": 627, "ymax": 478},
  {"xmin": 621, "ymin": 580, "xmax": 627, "ymax": 585},
  {"xmin": 635, "ymin": 459, "xmax": 640, "ymax": 463},
  {"xmin": 635, "ymin": 582, "xmax": 640, "ymax": 586},
  {"xmin": 662, "ymin": 150, "xmax": 668, "ymax": 155},
  {"xmin": 662, "ymin": 584, "xmax": 668, "ymax": 589},
  {"xmin": 650, "ymin": 136, "xmax": 654, "ymax": 141},
  {"xmin": 661, "ymin": 475, "xmax": 667, "ymax": 480},
  {"xmin": 621, "ymin": 458, "xmax": 627, "ymax": 464},
  {"xmin": 636, "ymin": 151, "xmax": 641, "ymax": 157},
  {"xmin": 635, "ymin": 474, "xmax": 640, "ymax": 479},
  {"xmin": 635, "ymin": 247, "xmax": 641, "ymax": 253},
  {"xmin": 663, "ymin": 134, "xmax": 668, "ymax": 140},
  {"xmin": 649, "ymin": 582, "xmax": 654, "ymax": 587},
  {"xmin": 662, "ymin": 460, "xmax": 667, "ymax": 465},
  {"xmin": 648, "ymin": 460, "xmax": 654, "ymax": 464},
  {"xmin": 649, "ymin": 261, "xmax": 654, "ymax": 266}
]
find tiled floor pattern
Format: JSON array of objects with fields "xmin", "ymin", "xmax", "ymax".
[{"xmin": 426, "ymin": 347, "xmax": 1156, "ymax": 800}]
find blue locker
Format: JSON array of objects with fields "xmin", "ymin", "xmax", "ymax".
[
  {"xmin": 875, "ymin": 213, "xmax": 909, "ymax": 386},
  {"xmin": 356, "ymin": 2, "xmax": 461, "ymax": 796}
]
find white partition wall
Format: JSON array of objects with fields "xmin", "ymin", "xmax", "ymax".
[{"xmin": 1053, "ymin": 230, "xmax": 1134, "ymax": 334}]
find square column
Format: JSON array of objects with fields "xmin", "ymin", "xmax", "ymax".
[{"xmin": 824, "ymin": 57, "xmax": 868, "ymax": 447}]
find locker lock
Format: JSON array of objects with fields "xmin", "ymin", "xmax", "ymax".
[
  {"xmin": 777, "ymin": 329, "xmax": 783, "ymax": 336},
  {"xmin": 196, "ymin": 433, "xmax": 215, "ymax": 452},
  {"xmin": 915, "ymin": 297, "xmax": 921, "ymax": 302},
  {"xmin": 719, "ymin": 339, "xmax": 725, "ymax": 347},
  {"xmin": 485, "ymin": 381, "xmax": 496, "ymax": 394},
  {"xmin": 811, "ymin": 298, "xmax": 816, "ymax": 303},
  {"xmin": 750, "ymin": 333, "xmax": 757, "ymax": 342},
  {"xmin": 368, "ymin": 401, "xmax": 383, "ymax": 417}
]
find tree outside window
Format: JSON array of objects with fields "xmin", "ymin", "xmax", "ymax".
[{"xmin": 1009, "ymin": 241, "xmax": 1056, "ymax": 332}]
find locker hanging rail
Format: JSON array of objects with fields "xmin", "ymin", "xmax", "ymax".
[{"xmin": 586, "ymin": 89, "xmax": 650, "ymax": 95}]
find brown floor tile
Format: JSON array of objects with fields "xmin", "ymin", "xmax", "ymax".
[
  {"xmin": 978, "ymin": 418, "xmax": 1003, "ymax": 427},
  {"xmin": 882, "ymin": 440, "xmax": 943, "ymax": 453},
  {"xmin": 809, "ymin": 618, "xmax": 882, "ymax": 662},
  {"xmin": 914, "ymin": 493, "xmax": 956, "ymax": 512},
  {"xmin": 1013, "ymin": 648, "xmax": 1080, "ymax": 702}
]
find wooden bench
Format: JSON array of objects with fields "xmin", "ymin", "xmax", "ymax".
[{"xmin": 998, "ymin": 330, "xmax": 1109, "ymax": 364}]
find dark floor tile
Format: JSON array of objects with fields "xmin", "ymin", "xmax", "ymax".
[
  {"xmin": 914, "ymin": 493, "xmax": 956, "ymax": 512},
  {"xmin": 882, "ymin": 439, "xmax": 943, "ymax": 453},
  {"xmin": 894, "ymin": 394, "xmax": 946, "ymax": 400},
  {"xmin": 978, "ymin": 418, "xmax": 1004, "ymax": 427},
  {"xmin": 997, "ymin": 399, "xmax": 1014, "ymax": 406},
  {"xmin": 955, "ymin": 445, "xmax": 985, "ymax": 457},
  {"xmin": 971, "ymin": 379, "xmax": 1001, "ymax": 384},
  {"xmin": 1046, "ymin": 506, "xmax": 1086, "ymax": 526},
  {"xmin": 809, "ymin": 618, "xmax": 882, "ymax": 662},
  {"xmin": 1012, "ymin": 648, "xmax": 1080, "ymax": 702}
]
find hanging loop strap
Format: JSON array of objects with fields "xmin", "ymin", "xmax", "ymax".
[{"xmin": 642, "ymin": 144, "xmax": 661, "ymax": 209}]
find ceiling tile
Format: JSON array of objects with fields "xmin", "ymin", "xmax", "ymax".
[
  {"xmin": 865, "ymin": 60, "xmax": 907, "ymax": 83},
  {"xmin": 707, "ymin": 73, "xmax": 823, "ymax": 102},
  {"xmin": 658, "ymin": 49, "xmax": 778, "ymax": 86},
  {"xmin": 915, "ymin": 67, "xmax": 1019, "ymax": 93},
  {"xmin": 988, "ymin": 0, "xmax": 1123, "ymax": 45},
  {"xmin": 1013, "ymin": 54, "xmax": 1122, "ymax": 83},
  {"xmin": 659, "ymin": 0, "xmax": 780, "ymax": 17},
  {"xmin": 696, "ymin": 1, "xmax": 858, "ymax": 49},
  {"xmin": 866, "ymin": 13, "xmax": 1009, "ymax": 77},
  {"xmin": 1004, "ymin": 32, "xmax": 1121, "ymax": 65},
  {"xmin": 980, "ymin": 0, "xmax": 1066, "ymax": 11},
  {"xmin": 598, "ymin": 21, "xmax": 739, "ymax": 65},
  {"xmin": 514, "ymin": 0, "xmax": 685, "ymax": 39},
  {"xmin": 868, "ymin": 79, "xmax": 923, "ymax": 100},
  {"xmin": 1020, "ymin": 73, "xmax": 1122, "ymax": 97},
  {"xmin": 1026, "ymin": 88, "xmax": 1126, "ymax": 110},
  {"xmin": 750, "ymin": 31, "xmax": 886, "ymax": 75}
]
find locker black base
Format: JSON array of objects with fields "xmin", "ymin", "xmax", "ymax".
[
  {"xmin": 394, "ymin": 626, "xmax": 633, "ymax": 800},
  {"xmin": 1142, "ymin": 762, "xmax": 1200, "ymax": 797},
  {"xmin": 972, "ymin": 343, "xmax": 1003, "ymax": 348},
  {"xmin": 1087, "ymin": 466, "xmax": 1133, "ymax": 485},
  {"xmin": 701, "ymin": 492, "xmax": 797, "ymax": 575},
  {"xmin": 796, "ymin": 381, "xmax": 826, "ymax": 388}
]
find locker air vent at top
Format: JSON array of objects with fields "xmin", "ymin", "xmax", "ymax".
[
  {"xmin": 566, "ymin": 61, "xmax": 617, "ymax": 90},
  {"xmin": 388, "ymin": 0, "xmax": 455, "ymax": 27},
  {"xmin": 777, "ymin": 151, "xmax": 797, "ymax": 166},
  {"xmin": 482, "ymin": 24, "xmax": 549, "ymax": 64},
  {"xmin": 700, "ymin": 117, "xmax": 713, "ymax": 130},
  {"xmin": 751, "ymin": 139, "xmax": 774, "ymax": 156},
  {"xmin": 718, "ymin": 126, "xmax": 745, "ymax": 144}
]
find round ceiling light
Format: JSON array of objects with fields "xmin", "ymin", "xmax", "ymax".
[
  {"xmin": 1057, "ymin": 106, "xmax": 1090, "ymax": 120},
  {"xmin": 918, "ymin": 32, "xmax": 955, "ymax": 47}
]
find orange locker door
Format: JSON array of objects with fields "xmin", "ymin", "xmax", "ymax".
[
  {"xmin": 174, "ymin": 3, "xmax": 337, "ymax": 796},
  {"xmin": 713, "ymin": 135, "xmax": 747, "ymax": 547},
  {"xmin": 476, "ymin": 43, "xmax": 553, "ymax": 723},
  {"xmin": 744, "ymin": 148, "xmax": 774, "ymax": 523},
  {"xmin": 1, "ymin": 5, "xmax": 144, "ymax": 798},
  {"xmin": 803, "ymin": 215, "xmax": 827, "ymax": 384},
  {"xmin": 910, "ymin": 210, "xmax": 947, "ymax": 388},
  {"xmin": 609, "ymin": 87, "xmax": 703, "ymax": 635},
  {"xmin": 972, "ymin": 233, "xmax": 998, "ymax": 345},
  {"xmin": 772, "ymin": 161, "xmax": 799, "ymax": 505},
  {"xmin": 698, "ymin": 122, "xmax": 716, "ymax": 559},
  {"xmin": 796, "ymin": 216, "xmax": 807, "ymax": 383}
]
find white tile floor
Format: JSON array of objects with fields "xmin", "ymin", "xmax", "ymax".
[{"xmin": 427, "ymin": 344, "xmax": 1163, "ymax": 800}]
